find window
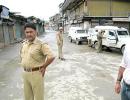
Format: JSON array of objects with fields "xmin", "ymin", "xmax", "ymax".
[
  {"xmin": 109, "ymin": 31, "xmax": 115, "ymax": 36},
  {"xmin": 117, "ymin": 31, "xmax": 128, "ymax": 35}
]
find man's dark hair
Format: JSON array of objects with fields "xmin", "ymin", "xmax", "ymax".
[{"xmin": 24, "ymin": 23, "xmax": 36, "ymax": 30}]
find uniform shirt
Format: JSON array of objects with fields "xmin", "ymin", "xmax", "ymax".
[
  {"xmin": 20, "ymin": 37, "xmax": 53, "ymax": 68},
  {"xmin": 97, "ymin": 32, "xmax": 103, "ymax": 40},
  {"xmin": 121, "ymin": 39, "xmax": 130, "ymax": 84},
  {"xmin": 56, "ymin": 31, "xmax": 63, "ymax": 45}
]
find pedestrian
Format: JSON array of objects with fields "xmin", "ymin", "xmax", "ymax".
[
  {"xmin": 115, "ymin": 40, "xmax": 130, "ymax": 100},
  {"xmin": 97, "ymin": 30, "xmax": 105, "ymax": 53},
  {"xmin": 56, "ymin": 27, "xmax": 65, "ymax": 60},
  {"xmin": 20, "ymin": 23, "xmax": 55, "ymax": 100}
]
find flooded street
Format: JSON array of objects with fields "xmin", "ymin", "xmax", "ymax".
[{"xmin": 0, "ymin": 30, "xmax": 122, "ymax": 100}]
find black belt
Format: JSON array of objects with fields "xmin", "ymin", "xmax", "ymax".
[
  {"xmin": 24, "ymin": 66, "xmax": 42, "ymax": 72},
  {"xmin": 123, "ymin": 80, "xmax": 130, "ymax": 87}
]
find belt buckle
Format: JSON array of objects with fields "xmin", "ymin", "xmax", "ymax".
[{"xmin": 38, "ymin": 67, "xmax": 41, "ymax": 71}]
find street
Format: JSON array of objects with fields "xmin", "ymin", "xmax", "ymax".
[{"xmin": 0, "ymin": 30, "xmax": 122, "ymax": 100}]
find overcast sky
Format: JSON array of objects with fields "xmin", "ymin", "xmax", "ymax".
[{"xmin": 0, "ymin": 0, "xmax": 64, "ymax": 20}]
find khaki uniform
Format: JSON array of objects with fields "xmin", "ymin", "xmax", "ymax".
[
  {"xmin": 20, "ymin": 37, "xmax": 53, "ymax": 100},
  {"xmin": 97, "ymin": 31, "xmax": 104, "ymax": 53},
  {"xmin": 56, "ymin": 31, "xmax": 63, "ymax": 59}
]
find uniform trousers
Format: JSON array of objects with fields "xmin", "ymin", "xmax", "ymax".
[
  {"xmin": 23, "ymin": 71, "xmax": 44, "ymax": 100},
  {"xmin": 58, "ymin": 44, "xmax": 63, "ymax": 58}
]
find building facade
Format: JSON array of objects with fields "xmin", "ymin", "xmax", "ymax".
[
  {"xmin": 60, "ymin": 0, "xmax": 130, "ymax": 33},
  {"xmin": 49, "ymin": 13, "xmax": 62, "ymax": 31},
  {"xmin": 0, "ymin": 5, "xmax": 45, "ymax": 49}
]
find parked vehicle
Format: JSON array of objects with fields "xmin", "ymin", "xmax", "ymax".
[
  {"xmin": 68, "ymin": 27, "xmax": 88, "ymax": 45},
  {"xmin": 68, "ymin": 27, "xmax": 82, "ymax": 36},
  {"xmin": 90, "ymin": 26, "xmax": 130, "ymax": 54}
]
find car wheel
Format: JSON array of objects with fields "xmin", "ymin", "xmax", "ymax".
[
  {"xmin": 94, "ymin": 41, "xmax": 98, "ymax": 50},
  {"xmin": 69, "ymin": 37, "xmax": 72, "ymax": 42},
  {"xmin": 121, "ymin": 45, "xmax": 125, "ymax": 54}
]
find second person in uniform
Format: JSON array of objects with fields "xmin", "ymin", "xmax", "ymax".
[
  {"xmin": 56, "ymin": 27, "xmax": 65, "ymax": 60},
  {"xmin": 97, "ymin": 30, "xmax": 105, "ymax": 53}
]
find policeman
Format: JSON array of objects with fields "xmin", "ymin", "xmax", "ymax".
[
  {"xmin": 97, "ymin": 30, "xmax": 105, "ymax": 53},
  {"xmin": 20, "ymin": 23, "xmax": 55, "ymax": 100},
  {"xmin": 56, "ymin": 27, "xmax": 65, "ymax": 60}
]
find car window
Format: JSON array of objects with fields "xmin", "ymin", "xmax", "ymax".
[
  {"xmin": 117, "ymin": 31, "xmax": 128, "ymax": 35},
  {"xmin": 109, "ymin": 31, "xmax": 115, "ymax": 36}
]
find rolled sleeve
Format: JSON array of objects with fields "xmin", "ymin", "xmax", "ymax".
[
  {"xmin": 41, "ymin": 43, "xmax": 54, "ymax": 59},
  {"xmin": 120, "ymin": 47, "xmax": 127, "ymax": 68},
  {"xmin": 120, "ymin": 56, "xmax": 126, "ymax": 68}
]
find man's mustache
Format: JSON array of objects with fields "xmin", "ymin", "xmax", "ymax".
[{"xmin": 26, "ymin": 36, "xmax": 33, "ymax": 38}]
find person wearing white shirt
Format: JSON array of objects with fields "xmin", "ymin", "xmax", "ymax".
[{"xmin": 115, "ymin": 40, "xmax": 130, "ymax": 100}]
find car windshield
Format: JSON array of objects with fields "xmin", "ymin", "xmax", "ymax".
[
  {"xmin": 117, "ymin": 31, "xmax": 128, "ymax": 36},
  {"xmin": 77, "ymin": 30, "xmax": 86, "ymax": 33}
]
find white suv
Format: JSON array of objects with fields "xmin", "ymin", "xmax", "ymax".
[
  {"xmin": 90, "ymin": 26, "xmax": 130, "ymax": 54},
  {"xmin": 68, "ymin": 29, "xmax": 88, "ymax": 45}
]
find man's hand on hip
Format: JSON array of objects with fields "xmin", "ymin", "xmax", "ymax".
[
  {"xmin": 39, "ymin": 56, "xmax": 55, "ymax": 77},
  {"xmin": 40, "ymin": 67, "xmax": 46, "ymax": 77}
]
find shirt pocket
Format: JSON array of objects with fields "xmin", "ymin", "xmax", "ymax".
[{"xmin": 30, "ymin": 46, "xmax": 43, "ymax": 62}]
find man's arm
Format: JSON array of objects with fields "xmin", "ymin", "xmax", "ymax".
[
  {"xmin": 115, "ymin": 43, "xmax": 127, "ymax": 94},
  {"xmin": 40, "ymin": 43, "xmax": 55, "ymax": 76},
  {"xmin": 116, "ymin": 66, "xmax": 125, "ymax": 82},
  {"xmin": 115, "ymin": 66, "xmax": 125, "ymax": 94},
  {"xmin": 42, "ymin": 57, "xmax": 55, "ymax": 69},
  {"xmin": 40, "ymin": 56, "xmax": 55, "ymax": 76}
]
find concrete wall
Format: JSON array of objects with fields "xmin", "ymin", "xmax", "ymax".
[
  {"xmin": 0, "ymin": 25, "xmax": 4, "ymax": 48},
  {"xmin": 87, "ymin": 0, "xmax": 130, "ymax": 17},
  {"xmin": 87, "ymin": 0, "xmax": 110, "ymax": 16},
  {"xmin": 112, "ymin": 1, "xmax": 130, "ymax": 16}
]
